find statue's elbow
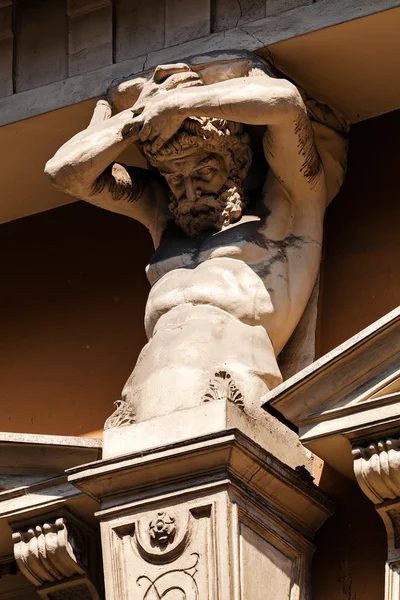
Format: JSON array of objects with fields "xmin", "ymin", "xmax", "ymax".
[
  {"xmin": 277, "ymin": 82, "xmax": 304, "ymax": 116},
  {"xmin": 44, "ymin": 158, "xmax": 77, "ymax": 195}
]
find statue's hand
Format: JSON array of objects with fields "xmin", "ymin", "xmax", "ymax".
[
  {"xmin": 122, "ymin": 92, "xmax": 186, "ymax": 152},
  {"xmin": 120, "ymin": 63, "xmax": 203, "ymax": 149},
  {"xmin": 137, "ymin": 63, "xmax": 202, "ymax": 105}
]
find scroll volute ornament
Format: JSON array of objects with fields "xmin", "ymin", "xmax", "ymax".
[
  {"xmin": 135, "ymin": 509, "xmax": 190, "ymax": 563},
  {"xmin": 12, "ymin": 517, "xmax": 100, "ymax": 599},
  {"xmin": 12, "ymin": 518, "xmax": 85, "ymax": 586},
  {"xmin": 352, "ymin": 439, "xmax": 400, "ymax": 504}
]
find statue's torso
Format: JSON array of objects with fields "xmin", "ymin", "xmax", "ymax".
[{"xmin": 145, "ymin": 186, "xmax": 323, "ymax": 354}]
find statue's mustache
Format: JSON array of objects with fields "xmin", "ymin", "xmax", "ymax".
[{"xmin": 173, "ymin": 194, "xmax": 221, "ymax": 215}]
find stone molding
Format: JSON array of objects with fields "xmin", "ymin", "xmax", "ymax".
[
  {"xmin": 1, "ymin": 0, "xmax": 399, "ymax": 124},
  {"xmin": 261, "ymin": 308, "xmax": 400, "ymax": 599},
  {"xmin": 0, "ymin": 435, "xmax": 103, "ymax": 599},
  {"xmin": 68, "ymin": 428, "xmax": 333, "ymax": 540},
  {"xmin": 12, "ymin": 515, "xmax": 100, "ymax": 599}
]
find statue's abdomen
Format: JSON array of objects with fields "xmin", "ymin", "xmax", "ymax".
[
  {"xmin": 144, "ymin": 257, "xmax": 275, "ymax": 339},
  {"xmin": 121, "ymin": 257, "xmax": 282, "ymax": 422}
]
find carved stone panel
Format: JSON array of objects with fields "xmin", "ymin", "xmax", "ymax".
[
  {"xmin": 239, "ymin": 524, "xmax": 292, "ymax": 598},
  {"xmin": 109, "ymin": 503, "xmax": 215, "ymax": 599}
]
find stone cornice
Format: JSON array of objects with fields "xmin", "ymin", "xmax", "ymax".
[
  {"xmin": 1, "ymin": 0, "xmax": 399, "ymax": 126},
  {"xmin": 263, "ymin": 307, "xmax": 400, "ymax": 478},
  {"xmin": 263, "ymin": 307, "xmax": 400, "ymax": 599},
  {"xmin": 68, "ymin": 428, "xmax": 333, "ymax": 540}
]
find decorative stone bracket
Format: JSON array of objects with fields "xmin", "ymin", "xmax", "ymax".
[
  {"xmin": 12, "ymin": 516, "xmax": 100, "ymax": 599},
  {"xmin": 353, "ymin": 437, "xmax": 400, "ymax": 600}
]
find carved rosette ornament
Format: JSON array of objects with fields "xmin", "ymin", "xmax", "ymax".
[
  {"xmin": 134, "ymin": 508, "xmax": 190, "ymax": 563},
  {"xmin": 149, "ymin": 511, "xmax": 176, "ymax": 547},
  {"xmin": 12, "ymin": 517, "xmax": 99, "ymax": 599}
]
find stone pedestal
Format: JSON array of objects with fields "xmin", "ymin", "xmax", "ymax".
[{"xmin": 69, "ymin": 402, "xmax": 332, "ymax": 599}]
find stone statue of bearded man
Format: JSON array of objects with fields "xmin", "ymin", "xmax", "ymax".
[{"xmin": 45, "ymin": 50, "xmax": 348, "ymax": 425}]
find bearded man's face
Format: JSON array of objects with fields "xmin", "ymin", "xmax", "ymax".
[{"xmin": 158, "ymin": 148, "xmax": 247, "ymax": 237}]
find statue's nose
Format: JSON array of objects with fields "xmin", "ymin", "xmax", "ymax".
[{"xmin": 183, "ymin": 176, "xmax": 195, "ymax": 200}]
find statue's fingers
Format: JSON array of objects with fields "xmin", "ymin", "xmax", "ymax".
[
  {"xmin": 151, "ymin": 135, "xmax": 167, "ymax": 153},
  {"xmin": 88, "ymin": 97, "xmax": 112, "ymax": 128},
  {"xmin": 139, "ymin": 122, "xmax": 153, "ymax": 142},
  {"xmin": 161, "ymin": 71, "xmax": 201, "ymax": 91},
  {"xmin": 121, "ymin": 121, "xmax": 140, "ymax": 138},
  {"xmin": 153, "ymin": 63, "xmax": 191, "ymax": 84}
]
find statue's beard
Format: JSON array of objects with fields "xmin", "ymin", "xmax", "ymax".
[{"xmin": 168, "ymin": 178, "xmax": 247, "ymax": 238}]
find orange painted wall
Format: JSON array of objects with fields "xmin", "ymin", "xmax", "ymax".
[
  {"xmin": 317, "ymin": 110, "xmax": 400, "ymax": 356},
  {"xmin": 0, "ymin": 203, "xmax": 153, "ymax": 436}
]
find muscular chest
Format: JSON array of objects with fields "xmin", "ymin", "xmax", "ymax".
[{"xmin": 147, "ymin": 217, "xmax": 272, "ymax": 284}]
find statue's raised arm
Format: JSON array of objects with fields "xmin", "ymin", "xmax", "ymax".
[{"xmin": 44, "ymin": 96, "xmax": 172, "ymax": 247}]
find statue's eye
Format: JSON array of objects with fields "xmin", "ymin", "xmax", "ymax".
[
  {"xmin": 166, "ymin": 174, "xmax": 182, "ymax": 186},
  {"xmin": 196, "ymin": 166, "xmax": 215, "ymax": 178}
]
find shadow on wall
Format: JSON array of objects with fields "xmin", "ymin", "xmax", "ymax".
[
  {"xmin": 317, "ymin": 109, "xmax": 400, "ymax": 356},
  {"xmin": 0, "ymin": 202, "xmax": 153, "ymax": 437},
  {"xmin": 312, "ymin": 464, "xmax": 387, "ymax": 600}
]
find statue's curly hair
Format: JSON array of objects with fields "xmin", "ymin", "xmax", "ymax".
[{"xmin": 141, "ymin": 117, "xmax": 251, "ymax": 170}]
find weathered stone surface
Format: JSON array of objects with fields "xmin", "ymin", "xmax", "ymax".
[
  {"xmin": 278, "ymin": 277, "xmax": 320, "ymax": 380},
  {"xmin": 67, "ymin": 0, "xmax": 113, "ymax": 77},
  {"xmin": 69, "ymin": 429, "xmax": 333, "ymax": 599},
  {"xmin": 15, "ymin": 0, "xmax": 67, "ymax": 92},
  {"xmin": 212, "ymin": 0, "xmax": 265, "ymax": 31},
  {"xmin": 114, "ymin": 0, "xmax": 165, "ymax": 62},
  {"xmin": 165, "ymin": 0, "xmax": 210, "ymax": 46},
  {"xmin": 0, "ymin": 434, "xmax": 102, "ymax": 600},
  {"xmin": 352, "ymin": 433, "xmax": 400, "ymax": 600},
  {"xmin": 0, "ymin": 0, "xmax": 13, "ymax": 98},
  {"xmin": 266, "ymin": 0, "xmax": 312, "ymax": 17},
  {"xmin": 12, "ymin": 514, "xmax": 100, "ymax": 599},
  {"xmin": 2, "ymin": 0, "xmax": 400, "ymax": 126},
  {"xmin": 102, "ymin": 397, "xmax": 319, "ymax": 476},
  {"xmin": 265, "ymin": 306, "xmax": 400, "ymax": 478},
  {"xmin": 263, "ymin": 305, "xmax": 400, "ymax": 600}
]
